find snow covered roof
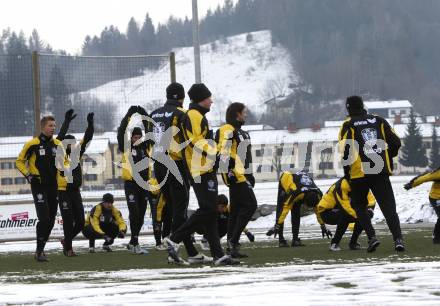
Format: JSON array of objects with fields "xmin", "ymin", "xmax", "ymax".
[
  {"xmin": 393, "ymin": 123, "xmax": 440, "ymax": 139},
  {"xmin": 249, "ymin": 127, "xmax": 341, "ymax": 145},
  {"xmin": 0, "ymin": 143, "xmax": 26, "ymax": 159},
  {"xmin": 365, "ymin": 100, "xmax": 412, "ymax": 109}
]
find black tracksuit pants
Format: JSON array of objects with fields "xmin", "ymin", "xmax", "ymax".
[
  {"xmin": 227, "ymin": 182, "xmax": 257, "ymax": 244},
  {"xmin": 31, "ymin": 182, "xmax": 58, "ymax": 252},
  {"xmin": 161, "ymin": 200, "xmax": 172, "ymax": 239},
  {"xmin": 124, "ymin": 180, "xmax": 148, "ymax": 246},
  {"xmin": 276, "ymin": 203, "xmax": 301, "ymax": 242},
  {"xmin": 155, "ymin": 161, "xmax": 198, "ymax": 257},
  {"xmin": 58, "ymin": 189, "xmax": 85, "ymax": 250},
  {"xmin": 350, "ymin": 174, "xmax": 402, "ymax": 241},
  {"xmin": 148, "ymin": 194, "xmax": 164, "ymax": 245},
  {"xmin": 430, "ymin": 198, "xmax": 440, "ymax": 239},
  {"xmin": 82, "ymin": 223, "xmax": 119, "ymax": 248},
  {"xmin": 170, "ymin": 172, "xmax": 224, "ymax": 259},
  {"xmin": 321, "ymin": 209, "xmax": 369, "ymax": 245}
]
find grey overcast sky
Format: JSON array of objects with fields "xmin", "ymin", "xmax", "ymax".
[{"xmin": 0, "ymin": 0, "xmax": 229, "ymax": 54}]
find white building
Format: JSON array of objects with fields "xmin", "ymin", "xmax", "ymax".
[{"xmin": 364, "ymin": 100, "xmax": 413, "ymax": 118}]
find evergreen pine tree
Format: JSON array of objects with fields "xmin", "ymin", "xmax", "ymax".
[
  {"xmin": 430, "ymin": 125, "xmax": 440, "ymax": 169},
  {"xmin": 139, "ymin": 14, "xmax": 156, "ymax": 54},
  {"xmin": 126, "ymin": 17, "xmax": 140, "ymax": 54},
  {"xmin": 399, "ymin": 109, "xmax": 428, "ymax": 173}
]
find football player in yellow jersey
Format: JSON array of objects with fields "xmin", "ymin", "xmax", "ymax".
[
  {"xmin": 57, "ymin": 112, "xmax": 94, "ymax": 257},
  {"xmin": 82, "ymin": 193, "xmax": 127, "ymax": 252},
  {"xmin": 316, "ymin": 177, "xmax": 376, "ymax": 251},
  {"xmin": 16, "ymin": 110, "xmax": 74, "ymax": 261},
  {"xmin": 404, "ymin": 167, "xmax": 440, "ymax": 243}
]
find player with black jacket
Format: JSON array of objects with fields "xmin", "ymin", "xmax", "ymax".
[
  {"xmin": 339, "ymin": 95, "xmax": 404, "ymax": 252},
  {"xmin": 216, "ymin": 102, "xmax": 257, "ymax": 258},
  {"xmin": 149, "ymin": 82, "xmax": 199, "ymax": 259},
  {"xmin": 57, "ymin": 112, "xmax": 94, "ymax": 256},
  {"xmin": 164, "ymin": 83, "xmax": 238, "ymax": 266},
  {"xmin": 117, "ymin": 105, "xmax": 151, "ymax": 254},
  {"xmin": 16, "ymin": 110, "xmax": 74, "ymax": 261}
]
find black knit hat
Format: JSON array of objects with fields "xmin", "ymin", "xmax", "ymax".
[
  {"xmin": 132, "ymin": 127, "xmax": 143, "ymax": 136},
  {"xmin": 188, "ymin": 83, "xmax": 212, "ymax": 103},
  {"xmin": 64, "ymin": 134, "xmax": 76, "ymax": 140},
  {"xmin": 102, "ymin": 193, "xmax": 114, "ymax": 204},
  {"xmin": 346, "ymin": 96, "xmax": 364, "ymax": 113},
  {"xmin": 166, "ymin": 82, "xmax": 185, "ymax": 100}
]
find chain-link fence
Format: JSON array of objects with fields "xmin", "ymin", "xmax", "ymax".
[{"xmin": 0, "ymin": 52, "xmax": 175, "ymax": 199}]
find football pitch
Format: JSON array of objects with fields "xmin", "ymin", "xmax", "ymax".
[{"xmin": 1, "ymin": 225, "xmax": 440, "ymax": 305}]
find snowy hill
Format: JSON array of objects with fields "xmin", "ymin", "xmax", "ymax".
[{"xmin": 79, "ymin": 30, "xmax": 296, "ymax": 125}]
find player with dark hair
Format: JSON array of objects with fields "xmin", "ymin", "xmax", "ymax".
[
  {"xmin": 57, "ymin": 112, "xmax": 94, "ymax": 256},
  {"xmin": 164, "ymin": 83, "xmax": 238, "ymax": 266},
  {"xmin": 339, "ymin": 95, "xmax": 404, "ymax": 252},
  {"xmin": 150, "ymin": 82, "xmax": 200, "ymax": 261},
  {"xmin": 216, "ymin": 102, "xmax": 257, "ymax": 258},
  {"xmin": 117, "ymin": 105, "xmax": 151, "ymax": 254},
  {"xmin": 316, "ymin": 177, "xmax": 376, "ymax": 251},
  {"xmin": 267, "ymin": 171, "xmax": 322, "ymax": 247},
  {"xmin": 82, "ymin": 193, "xmax": 127, "ymax": 252}
]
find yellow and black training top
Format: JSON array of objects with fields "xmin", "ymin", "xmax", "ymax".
[
  {"xmin": 150, "ymin": 99, "xmax": 187, "ymax": 161},
  {"xmin": 338, "ymin": 113, "xmax": 401, "ymax": 179},
  {"xmin": 410, "ymin": 168, "xmax": 440, "ymax": 200},
  {"xmin": 85, "ymin": 203, "xmax": 127, "ymax": 235},
  {"xmin": 57, "ymin": 124, "xmax": 94, "ymax": 191},
  {"xmin": 315, "ymin": 177, "xmax": 376, "ymax": 225},
  {"xmin": 16, "ymin": 134, "xmax": 63, "ymax": 186},
  {"xmin": 181, "ymin": 103, "xmax": 217, "ymax": 178},
  {"xmin": 215, "ymin": 123, "xmax": 253, "ymax": 186},
  {"xmin": 276, "ymin": 171, "xmax": 321, "ymax": 225},
  {"xmin": 117, "ymin": 114, "xmax": 151, "ymax": 182}
]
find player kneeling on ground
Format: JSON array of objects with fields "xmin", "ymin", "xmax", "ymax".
[
  {"xmin": 316, "ymin": 177, "xmax": 376, "ymax": 251},
  {"xmin": 404, "ymin": 167, "xmax": 440, "ymax": 244},
  {"xmin": 267, "ymin": 171, "xmax": 322, "ymax": 247},
  {"xmin": 82, "ymin": 193, "xmax": 127, "ymax": 252}
]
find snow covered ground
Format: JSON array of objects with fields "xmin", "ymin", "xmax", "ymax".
[
  {"xmin": 81, "ymin": 30, "xmax": 296, "ymax": 125},
  {"xmin": 1, "ymin": 260, "xmax": 440, "ymax": 305}
]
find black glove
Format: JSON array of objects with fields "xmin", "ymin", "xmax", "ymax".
[
  {"xmin": 321, "ymin": 224, "xmax": 332, "ymax": 239},
  {"xmin": 65, "ymin": 109, "xmax": 77, "ymax": 122},
  {"xmin": 26, "ymin": 175, "xmax": 39, "ymax": 184},
  {"xmin": 266, "ymin": 224, "xmax": 280, "ymax": 238},
  {"xmin": 137, "ymin": 105, "xmax": 148, "ymax": 117},
  {"xmin": 247, "ymin": 175, "xmax": 255, "ymax": 188},
  {"xmin": 227, "ymin": 170, "xmax": 237, "ymax": 184},
  {"xmin": 117, "ymin": 231, "xmax": 125, "ymax": 239},
  {"xmin": 403, "ymin": 182, "xmax": 413, "ymax": 190},
  {"xmin": 87, "ymin": 112, "xmax": 94, "ymax": 125},
  {"xmin": 245, "ymin": 231, "xmax": 255, "ymax": 242},
  {"xmin": 127, "ymin": 105, "xmax": 138, "ymax": 117}
]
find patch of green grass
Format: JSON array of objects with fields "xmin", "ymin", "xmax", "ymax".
[
  {"xmin": 0, "ymin": 227, "xmax": 439, "ymax": 283},
  {"xmin": 332, "ymin": 282, "xmax": 357, "ymax": 289},
  {"xmin": 391, "ymin": 277, "xmax": 409, "ymax": 283}
]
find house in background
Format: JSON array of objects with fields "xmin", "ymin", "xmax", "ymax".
[{"xmin": 364, "ymin": 100, "xmax": 413, "ymax": 118}]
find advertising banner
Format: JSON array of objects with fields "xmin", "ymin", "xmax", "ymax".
[{"xmin": 0, "ymin": 200, "xmax": 153, "ymax": 241}]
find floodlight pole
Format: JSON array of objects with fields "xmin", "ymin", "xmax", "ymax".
[{"xmin": 192, "ymin": 0, "xmax": 202, "ymax": 83}]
